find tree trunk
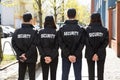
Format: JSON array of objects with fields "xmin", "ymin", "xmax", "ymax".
[
  {"xmin": 54, "ymin": 0, "xmax": 57, "ymax": 23},
  {"xmin": 0, "ymin": 27, "xmax": 3, "ymax": 63},
  {"xmin": 38, "ymin": 11, "xmax": 42, "ymax": 28},
  {"xmin": 37, "ymin": 0, "xmax": 42, "ymax": 28},
  {"xmin": 62, "ymin": 0, "xmax": 64, "ymax": 22},
  {"xmin": 54, "ymin": 8, "xmax": 57, "ymax": 22}
]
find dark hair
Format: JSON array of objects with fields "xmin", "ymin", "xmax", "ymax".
[
  {"xmin": 23, "ymin": 12, "xmax": 32, "ymax": 22},
  {"xmin": 67, "ymin": 8, "xmax": 76, "ymax": 18},
  {"xmin": 89, "ymin": 13, "xmax": 103, "ymax": 26},
  {"xmin": 44, "ymin": 16, "xmax": 56, "ymax": 29}
]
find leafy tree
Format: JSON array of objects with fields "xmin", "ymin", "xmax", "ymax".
[
  {"xmin": 34, "ymin": 0, "xmax": 43, "ymax": 27},
  {"xmin": 33, "ymin": 0, "xmax": 65, "ymax": 24},
  {"xmin": 0, "ymin": 0, "xmax": 17, "ymax": 7},
  {"xmin": 65, "ymin": 0, "xmax": 90, "ymax": 25},
  {"xmin": 47, "ymin": 0, "xmax": 65, "ymax": 22}
]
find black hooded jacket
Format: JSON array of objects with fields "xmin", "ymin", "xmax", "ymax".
[
  {"xmin": 37, "ymin": 26, "xmax": 59, "ymax": 60},
  {"xmin": 12, "ymin": 24, "xmax": 37, "ymax": 63},
  {"xmin": 58, "ymin": 20, "xmax": 85, "ymax": 59},
  {"xmin": 85, "ymin": 23, "xmax": 109, "ymax": 60}
]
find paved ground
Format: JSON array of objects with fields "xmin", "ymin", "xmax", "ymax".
[
  {"xmin": 104, "ymin": 48, "xmax": 120, "ymax": 80},
  {"xmin": 1, "ymin": 37, "xmax": 120, "ymax": 80},
  {"xmin": 0, "ymin": 63, "xmax": 18, "ymax": 80},
  {"xmin": 36, "ymin": 47, "xmax": 120, "ymax": 80},
  {"xmin": 1, "ymin": 48, "xmax": 120, "ymax": 80}
]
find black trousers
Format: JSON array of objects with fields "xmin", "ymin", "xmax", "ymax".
[
  {"xmin": 87, "ymin": 59, "xmax": 105, "ymax": 80},
  {"xmin": 41, "ymin": 57, "xmax": 58, "ymax": 80},
  {"xmin": 18, "ymin": 61, "xmax": 36, "ymax": 80}
]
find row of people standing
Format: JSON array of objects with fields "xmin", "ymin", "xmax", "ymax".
[{"xmin": 11, "ymin": 8, "xmax": 109, "ymax": 80}]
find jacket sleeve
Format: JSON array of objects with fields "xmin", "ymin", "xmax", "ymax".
[
  {"xmin": 37, "ymin": 32, "xmax": 46, "ymax": 58},
  {"xmin": 50, "ymin": 32, "xmax": 59, "ymax": 59},
  {"xmin": 11, "ymin": 30, "xmax": 23, "ymax": 59},
  {"xmin": 58, "ymin": 29, "xmax": 70, "ymax": 57},
  {"xmin": 97, "ymin": 29, "xmax": 109, "ymax": 55},
  {"xmin": 25, "ymin": 31, "xmax": 37, "ymax": 58},
  {"xmin": 84, "ymin": 29, "xmax": 95, "ymax": 58},
  {"xmin": 74, "ymin": 28, "xmax": 85, "ymax": 56}
]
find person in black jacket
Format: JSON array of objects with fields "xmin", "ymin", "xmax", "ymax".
[
  {"xmin": 85, "ymin": 13, "xmax": 109, "ymax": 80},
  {"xmin": 58, "ymin": 8, "xmax": 85, "ymax": 80},
  {"xmin": 37, "ymin": 16, "xmax": 59, "ymax": 80},
  {"xmin": 12, "ymin": 12, "xmax": 37, "ymax": 80}
]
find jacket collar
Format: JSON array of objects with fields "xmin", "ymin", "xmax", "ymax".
[
  {"xmin": 64, "ymin": 20, "xmax": 78, "ymax": 24},
  {"xmin": 22, "ymin": 23, "xmax": 34, "ymax": 28}
]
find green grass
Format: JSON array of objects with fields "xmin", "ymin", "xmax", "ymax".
[
  {"xmin": 0, "ymin": 55, "xmax": 16, "ymax": 67},
  {"xmin": 3, "ymin": 54, "xmax": 16, "ymax": 61}
]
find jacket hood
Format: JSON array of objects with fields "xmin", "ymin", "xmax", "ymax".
[{"xmin": 64, "ymin": 20, "xmax": 78, "ymax": 24}]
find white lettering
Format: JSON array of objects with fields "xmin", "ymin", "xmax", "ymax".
[
  {"xmin": 41, "ymin": 34, "xmax": 55, "ymax": 38},
  {"xmin": 89, "ymin": 32, "xmax": 103, "ymax": 37},
  {"xmin": 64, "ymin": 31, "xmax": 79, "ymax": 36},
  {"xmin": 17, "ymin": 34, "xmax": 31, "ymax": 38}
]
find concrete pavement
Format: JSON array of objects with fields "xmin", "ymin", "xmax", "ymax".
[
  {"xmin": 36, "ymin": 47, "xmax": 120, "ymax": 80},
  {"xmin": 0, "ymin": 38, "xmax": 120, "ymax": 80},
  {"xmin": 104, "ymin": 48, "xmax": 120, "ymax": 80}
]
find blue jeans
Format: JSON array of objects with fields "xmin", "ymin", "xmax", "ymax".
[{"xmin": 62, "ymin": 57, "xmax": 82, "ymax": 80}]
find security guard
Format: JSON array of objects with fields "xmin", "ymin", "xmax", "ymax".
[
  {"xmin": 12, "ymin": 12, "xmax": 37, "ymax": 80},
  {"xmin": 85, "ymin": 13, "xmax": 109, "ymax": 80},
  {"xmin": 37, "ymin": 16, "xmax": 59, "ymax": 80},
  {"xmin": 58, "ymin": 8, "xmax": 85, "ymax": 80}
]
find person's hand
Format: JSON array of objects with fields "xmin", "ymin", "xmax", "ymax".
[
  {"xmin": 44, "ymin": 56, "xmax": 52, "ymax": 64},
  {"xmin": 68, "ymin": 55, "xmax": 76, "ymax": 63},
  {"xmin": 92, "ymin": 54, "xmax": 99, "ymax": 61},
  {"xmin": 19, "ymin": 53, "xmax": 27, "ymax": 62}
]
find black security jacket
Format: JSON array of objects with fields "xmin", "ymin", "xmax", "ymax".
[
  {"xmin": 85, "ymin": 23, "xmax": 109, "ymax": 60},
  {"xmin": 12, "ymin": 24, "xmax": 37, "ymax": 63},
  {"xmin": 37, "ymin": 26, "xmax": 59, "ymax": 60},
  {"xmin": 58, "ymin": 20, "xmax": 85, "ymax": 59}
]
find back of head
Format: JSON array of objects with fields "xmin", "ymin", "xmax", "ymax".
[
  {"xmin": 23, "ymin": 12, "xmax": 32, "ymax": 22},
  {"xmin": 67, "ymin": 8, "xmax": 76, "ymax": 19},
  {"xmin": 90, "ymin": 13, "xmax": 102, "ymax": 26},
  {"xmin": 91, "ymin": 13, "xmax": 101, "ymax": 21},
  {"xmin": 44, "ymin": 16, "xmax": 56, "ymax": 29},
  {"xmin": 45, "ymin": 16, "xmax": 54, "ymax": 23}
]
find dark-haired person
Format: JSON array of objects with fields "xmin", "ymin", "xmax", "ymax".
[
  {"xmin": 85, "ymin": 13, "xmax": 109, "ymax": 80},
  {"xmin": 12, "ymin": 12, "xmax": 37, "ymax": 80},
  {"xmin": 58, "ymin": 8, "xmax": 85, "ymax": 80},
  {"xmin": 37, "ymin": 16, "xmax": 59, "ymax": 80}
]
